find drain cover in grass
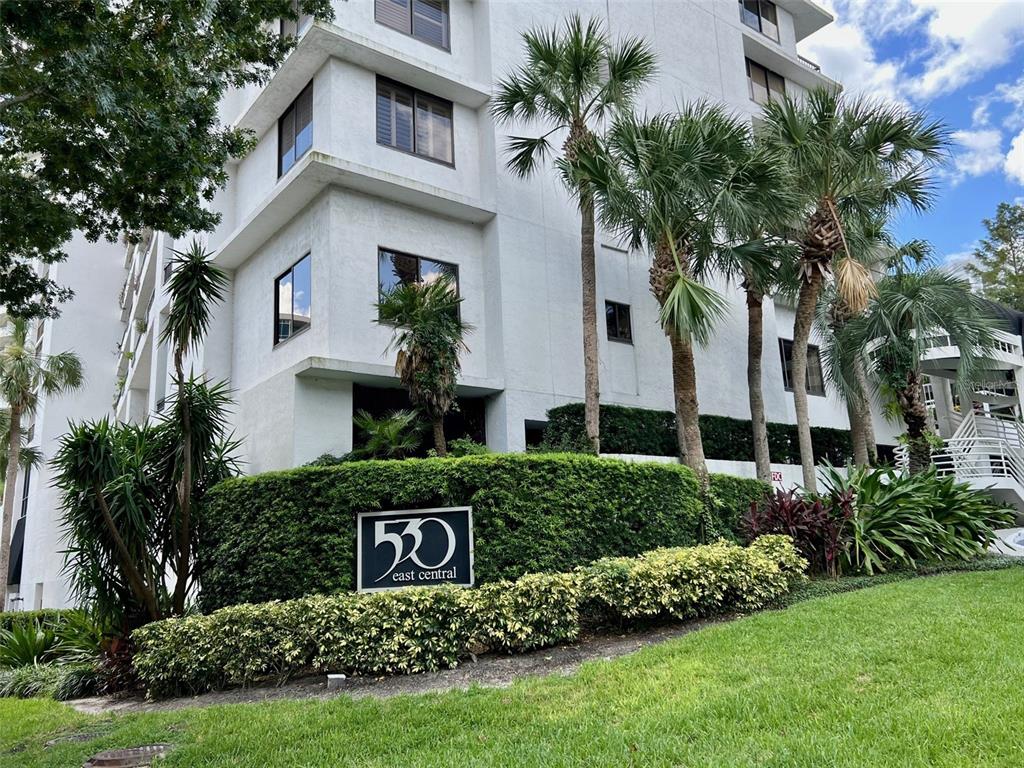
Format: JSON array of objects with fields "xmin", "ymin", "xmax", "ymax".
[{"xmin": 83, "ymin": 744, "xmax": 172, "ymax": 767}]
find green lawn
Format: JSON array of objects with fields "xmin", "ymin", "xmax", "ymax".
[{"xmin": 3, "ymin": 569, "xmax": 1024, "ymax": 767}]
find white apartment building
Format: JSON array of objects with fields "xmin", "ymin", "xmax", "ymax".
[{"xmin": 8, "ymin": 0, "xmax": 1020, "ymax": 610}]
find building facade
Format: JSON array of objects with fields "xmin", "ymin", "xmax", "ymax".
[{"xmin": 8, "ymin": 0, "xmax": 916, "ymax": 610}]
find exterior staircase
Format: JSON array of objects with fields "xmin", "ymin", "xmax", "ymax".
[{"xmin": 897, "ymin": 411, "xmax": 1024, "ymax": 521}]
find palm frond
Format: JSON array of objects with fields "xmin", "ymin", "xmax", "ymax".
[{"xmin": 658, "ymin": 271, "xmax": 728, "ymax": 346}]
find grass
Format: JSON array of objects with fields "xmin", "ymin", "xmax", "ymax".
[{"xmin": 3, "ymin": 569, "xmax": 1024, "ymax": 767}]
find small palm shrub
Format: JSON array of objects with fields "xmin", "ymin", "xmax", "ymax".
[
  {"xmin": 744, "ymin": 489, "xmax": 853, "ymax": 577},
  {"xmin": 0, "ymin": 622, "xmax": 61, "ymax": 667},
  {"xmin": 0, "ymin": 662, "xmax": 98, "ymax": 700}
]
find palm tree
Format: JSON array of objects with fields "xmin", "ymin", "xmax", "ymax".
[
  {"xmin": 491, "ymin": 15, "xmax": 656, "ymax": 453},
  {"xmin": 0, "ymin": 317, "xmax": 82, "ymax": 596},
  {"xmin": 159, "ymin": 239, "xmax": 229, "ymax": 614},
  {"xmin": 0, "ymin": 408, "xmax": 42, "ymax": 479},
  {"xmin": 844, "ymin": 269, "xmax": 998, "ymax": 473},
  {"xmin": 582, "ymin": 106, "xmax": 793, "ymax": 487},
  {"xmin": 758, "ymin": 88, "xmax": 947, "ymax": 492},
  {"xmin": 375, "ymin": 275, "xmax": 471, "ymax": 457}
]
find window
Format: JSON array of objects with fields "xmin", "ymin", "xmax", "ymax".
[
  {"xmin": 278, "ymin": 82, "xmax": 313, "ymax": 177},
  {"xmin": 779, "ymin": 339, "xmax": 825, "ymax": 396},
  {"xmin": 274, "ymin": 254, "xmax": 312, "ymax": 345},
  {"xmin": 376, "ymin": 79, "xmax": 454, "ymax": 165},
  {"xmin": 378, "ymin": 248, "xmax": 459, "ymax": 304},
  {"xmin": 280, "ymin": 0, "xmax": 314, "ymax": 38},
  {"xmin": 20, "ymin": 466, "xmax": 31, "ymax": 519},
  {"xmin": 739, "ymin": 0, "xmax": 779, "ymax": 42},
  {"xmin": 375, "ymin": 0, "xmax": 450, "ymax": 50},
  {"xmin": 605, "ymin": 301, "xmax": 633, "ymax": 344},
  {"xmin": 746, "ymin": 58, "xmax": 785, "ymax": 106}
]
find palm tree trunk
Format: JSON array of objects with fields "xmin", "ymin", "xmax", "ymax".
[
  {"xmin": 790, "ymin": 270, "xmax": 824, "ymax": 493},
  {"xmin": 745, "ymin": 285, "xmax": 771, "ymax": 483},
  {"xmin": 847, "ymin": 399, "xmax": 869, "ymax": 467},
  {"xmin": 580, "ymin": 190, "xmax": 601, "ymax": 454},
  {"xmin": 92, "ymin": 483, "xmax": 161, "ymax": 622},
  {"xmin": 172, "ymin": 355, "xmax": 191, "ymax": 615},
  {"xmin": 432, "ymin": 417, "xmax": 447, "ymax": 457},
  {"xmin": 669, "ymin": 331, "xmax": 709, "ymax": 489},
  {"xmin": 854, "ymin": 359, "xmax": 877, "ymax": 462},
  {"xmin": 897, "ymin": 369, "xmax": 932, "ymax": 474},
  {"xmin": 0, "ymin": 406, "xmax": 22, "ymax": 602}
]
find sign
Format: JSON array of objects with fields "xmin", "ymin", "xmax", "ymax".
[
  {"xmin": 770, "ymin": 470, "xmax": 784, "ymax": 483},
  {"xmin": 356, "ymin": 506, "xmax": 474, "ymax": 592}
]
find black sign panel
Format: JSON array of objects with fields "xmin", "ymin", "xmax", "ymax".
[{"xmin": 356, "ymin": 506, "xmax": 474, "ymax": 592}]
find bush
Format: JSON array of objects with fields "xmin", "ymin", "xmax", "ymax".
[
  {"xmin": 820, "ymin": 466, "xmax": 1015, "ymax": 573},
  {"xmin": 744, "ymin": 488, "xmax": 853, "ymax": 577},
  {"xmin": 0, "ymin": 609, "xmax": 77, "ymax": 633},
  {"xmin": 197, "ymin": 453, "xmax": 704, "ymax": 610},
  {"xmin": 708, "ymin": 474, "xmax": 770, "ymax": 536},
  {"xmin": 581, "ymin": 536, "xmax": 806, "ymax": 622},
  {"xmin": 133, "ymin": 537, "xmax": 803, "ymax": 697},
  {"xmin": 0, "ymin": 662, "xmax": 98, "ymax": 700},
  {"xmin": 543, "ymin": 404, "xmax": 854, "ymax": 465}
]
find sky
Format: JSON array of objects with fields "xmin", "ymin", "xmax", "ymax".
[{"xmin": 796, "ymin": 0, "xmax": 1024, "ymax": 271}]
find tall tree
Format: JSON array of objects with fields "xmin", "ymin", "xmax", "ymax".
[
  {"xmin": 845, "ymin": 269, "xmax": 997, "ymax": 474},
  {"xmin": 759, "ymin": 88, "xmax": 947, "ymax": 492},
  {"xmin": 376, "ymin": 275, "xmax": 471, "ymax": 457},
  {"xmin": 0, "ymin": 318, "xmax": 82, "ymax": 598},
  {"xmin": 159, "ymin": 241, "xmax": 229, "ymax": 615},
  {"xmin": 0, "ymin": 0, "xmax": 332, "ymax": 319},
  {"xmin": 583, "ymin": 106, "xmax": 793, "ymax": 487},
  {"xmin": 491, "ymin": 15, "xmax": 656, "ymax": 453},
  {"xmin": 965, "ymin": 202, "xmax": 1024, "ymax": 312}
]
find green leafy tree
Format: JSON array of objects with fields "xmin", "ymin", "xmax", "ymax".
[
  {"xmin": 582, "ymin": 106, "xmax": 794, "ymax": 487},
  {"xmin": 375, "ymin": 276, "xmax": 471, "ymax": 457},
  {"xmin": 159, "ymin": 241, "xmax": 229, "ymax": 615},
  {"xmin": 844, "ymin": 269, "xmax": 997, "ymax": 474},
  {"xmin": 965, "ymin": 202, "xmax": 1024, "ymax": 312},
  {"xmin": 759, "ymin": 88, "xmax": 947, "ymax": 492},
  {"xmin": 53, "ymin": 381, "xmax": 238, "ymax": 629},
  {"xmin": 491, "ymin": 15, "xmax": 656, "ymax": 453},
  {"xmin": 1, "ymin": 318, "xmax": 82, "ymax": 598},
  {"xmin": 351, "ymin": 410, "xmax": 423, "ymax": 460},
  {"xmin": 0, "ymin": 0, "xmax": 332, "ymax": 319}
]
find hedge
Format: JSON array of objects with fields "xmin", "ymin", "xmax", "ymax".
[
  {"xmin": 543, "ymin": 403, "xmax": 853, "ymax": 465},
  {"xmin": 134, "ymin": 536, "xmax": 804, "ymax": 697},
  {"xmin": 707, "ymin": 474, "xmax": 771, "ymax": 536},
  {"xmin": 197, "ymin": 453, "xmax": 706, "ymax": 611},
  {"xmin": 0, "ymin": 609, "xmax": 78, "ymax": 633}
]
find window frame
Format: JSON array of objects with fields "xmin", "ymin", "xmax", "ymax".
[
  {"xmin": 279, "ymin": 0, "xmax": 314, "ymax": 39},
  {"xmin": 376, "ymin": 77, "xmax": 455, "ymax": 167},
  {"xmin": 273, "ymin": 253, "xmax": 313, "ymax": 347},
  {"xmin": 739, "ymin": 0, "xmax": 780, "ymax": 42},
  {"xmin": 605, "ymin": 300, "xmax": 634, "ymax": 344},
  {"xmin": 779, "ymin": 338, "xmax": 826, "ymax": 397},
  {"xmin": 277, "ymin": 81, "xmax": 314, "ymax": 178},
  {"xmin": 745, "ymin": 58, "xmax": 785, "ymax": 106},
  {"xmin": 377, "ymin": 246, "xmax": 460, "ymax": 320},
  {"xmin": 375, "ymin": 0, "xmax": 451, "ymax": 52}
]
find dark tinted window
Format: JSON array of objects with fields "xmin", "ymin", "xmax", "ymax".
[
  {"xmin": 274, "ymin": 254, "xmax": 312, "ymax": 345},
  {"xmin": 605, "ymin": 301, "xmax": 633, "ymax": 343},
  {"xmin": 376, "ymin": 0, "xmax": 450, "ymax": 50},
  {"xmin": 378, "ymin": 248, "xmax": 459, "ymax": 309},
  {"xmin": 779, "ymin": 338, "xmax": 825, "ymax": 396},
  {"xmin": 278, "ymin": 82, "xmax": 313, "ymax": 177},
  {"xmin": 746, "ymin": 58, "xmax": 785, "ymax": 105},
  {"xmin": 376, "ymin": 79, "xmax": 453, "ymax": 165},
  {"xmin": 739, "ymin": 0, "xmax": 779, "ymax": 42}
]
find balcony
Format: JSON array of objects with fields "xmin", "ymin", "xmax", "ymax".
[{"xmin": 741, "ymin": 27, "xmax": 839, "ymax": 93}]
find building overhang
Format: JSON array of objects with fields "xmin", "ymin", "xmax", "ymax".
[
  {"xmin": 291, "ymin": 356, "xmax": 505, "ymax": 398},
  {"xmin": 232, "ymin": 21, "xmax": 491, "ymax": 141},
  {"xmin": 774, "ymin": 0, "xmax": 834, "ymax": 42},
  {"xmin": 212, "ymin": 151, "xmax": 497, "ymax": 269},
  {"xmin": 742, "ymin": 29, "xmax": 840, "ymax": 92}
]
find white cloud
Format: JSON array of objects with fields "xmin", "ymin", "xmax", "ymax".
[
  {"xmin": 1006, "ymin": 130, "xmax": 1024, "ymax": 185},
  {"xmin": 949, "ymin": 129, "xmax": 1005, "ymax": 182},
  {"xmin": 799, "ymin": 19, "xmax": 903, "ymax": 102}
]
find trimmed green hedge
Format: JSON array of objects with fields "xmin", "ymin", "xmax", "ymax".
[
  {"xmin": 197, "ymin": 453, "xmax": 706, "ymax": 611},
  {"xmin": 0, "ymin": 609, "xmax": 77, "ymax": 633},
  {"xmin": 543, "ymin": 404, "xmax": 853, "ymax": 465},
  {"xmin": 135, "ymin": 536, "xmax": 804, "ymax": 697},
  {"xmin": 708, "ymin": 474, "xmax": 771, "ymax": 536}
]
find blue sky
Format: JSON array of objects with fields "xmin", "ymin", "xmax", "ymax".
[{"xmin": 797, "ymin": 0, "xmax": 1024, "ymax": 270}]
